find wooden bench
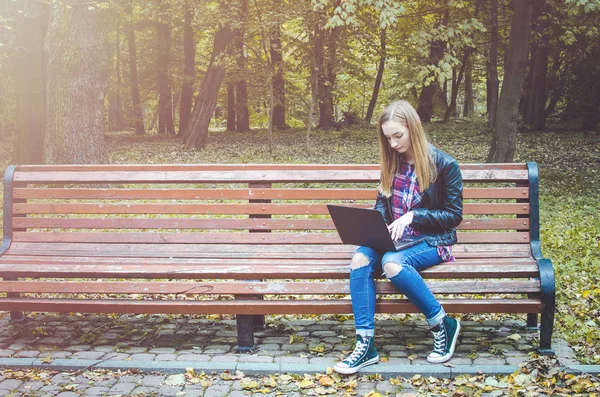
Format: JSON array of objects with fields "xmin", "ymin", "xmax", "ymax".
[{"xmin": 0, "ymin": 163, "xmax": 555, "ymax": 353}]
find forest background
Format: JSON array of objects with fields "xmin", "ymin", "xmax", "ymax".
[{"xmin": 0, "ymin": 0, "xmax": 599, "ymax": 365}]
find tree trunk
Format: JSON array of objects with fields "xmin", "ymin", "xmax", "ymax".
[
  {"xmin": 463, "ymin": 58, "xmax": 474, "ymax": 117},
  {"xmin": 317, "ymin": 2, "xmax": 341, "ymax": 129},
  {"xmin": 313, "ymin": 22, "xmax": 325, "ymax": 128},
  {"xmin": 13, "ymin": 0, "xmax": 48, "ymax": 164},
  {"xmin": 226, "ymin": 83, "xmax": 236, "ymax": 131},
  {"xmin": 444, "ymin": 0, "xmax": 481, "ymax": 122},
  {"xmin": 523, "ymin": 0, "xmax": 549, "ymax": 131},
  {"xmin": 254, "ymin": 0, "xmax": 274, "ymax": 148},
  {"xmin": 156, "ymin": 3, "xmax": 175, "ymax": 135},
  {"xmin": 44, "ymin": 0, "xmax": 109, "ymax": 164},
  {"xmin": 307, "ymin": 23, "xmax": 320, "ymax": 153},
  {"xmin": 487, "ymin": 0, "xmax": 500, "ymax": 129},
  {"xmin": 418, "ymin": 9, "xmax": 449, "ymax": 123},
  {"xmin": 365, "ymin": 29, "xmax": 386, "ymax": 124},
  {"xmin": 184, "ymin": 24, "xmax": 232, "ymax": 149},
  {"xmin": 444, "ymin": 51, "xmax": 473, "ymax": 122},
  {"xmin": 438, "ymin": 81, "xmax": 449, "ymax": 113},
  {"xmin": 126, "ymin": 0, "xmax": 145, "ymax": 135},
  {"xmin": 270, "ymin": 22, "xmax": 289, "ymax": 129},
  {"xmin": 232, "ymin": 0, "xmax": 250, "ymax": 132},
  {"xmin": 178, "ymin": 2, "xmax": 195, "ymax": 135},
  {"xmin": 487, "ymin": 0, "xmax": 532, "ymax": 163},
  {"xmin": 109, "ymin": 23, "xmax": 125, "ymax": 132}
]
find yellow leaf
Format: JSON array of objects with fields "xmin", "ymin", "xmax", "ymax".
[
  {"xmin": 241, "ymin": 379, "xmax": 259, "ymax": 389},
  {"xmin": 380, "ymin": 356, "xmax": 389, "ymax": 362},
  {"xmin": 41, "ymin": 356, "xmax": 52, "ymax": 364},
  {"xmin": 300, "ymin": 379, "xmax": 315, "ymax": 388},
  {"xmin": 582, "ymin": 290, "xmax": 591, "ymax": 298},
  {"xmin": 507, "ymin": 333, "xmax": 522, "ymax": 341},
  {"xmin": 309, "ymin": 344, "xmax": 325, "ymax": 353},
  {"xmin": 408, "ymin": 354, "xmax": 418, "ymax": 361},
  {"xmin": 319, "ymin": 376, "xmax": 335, "ymax": 386},
  {"xmin": 390, "ymin": 377, "xmax": 403, "ymax": 385},
  {"xmin": 264, "ymin": 377, "xmax": 277, "ymax": 388}
]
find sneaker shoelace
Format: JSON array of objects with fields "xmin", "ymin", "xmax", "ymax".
[
  {"xmin": 345, "ymin": 339, "xmax": 368, "ymax": 364},
  {"xmin": 432, "ymin": 325, "xmax": 447, "ymax": 355}
]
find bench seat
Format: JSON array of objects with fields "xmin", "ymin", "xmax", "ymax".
[{"xmin": 0, "ymin": 163, "xmax": 555, "ymax": 353}]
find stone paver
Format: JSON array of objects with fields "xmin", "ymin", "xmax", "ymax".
[
  {"xmin": 0, "ymin": 312, "xmax": 586, "ymax": 396},
  {"xmin": 108, "ymin": 382, "xmax": 138, "ymax": 395},
  {"xmin": 0, "ymin": 379, "xmax": 23, "ymax": 390},
  {"xmin": 81, "ymin": 386, "xmax": 110, "ymax": 396},
  {"xmin": 129, "ymin": 353, "xmax": 156, "ymax": 361},
  {"xmin": 71, "ymin": 351, "xmax": 106, "ymax": 360}
]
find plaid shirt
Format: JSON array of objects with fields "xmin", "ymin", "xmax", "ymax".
[{"xmin": 392, "ymin": 159, "xmax": 454, "ymax": 262}]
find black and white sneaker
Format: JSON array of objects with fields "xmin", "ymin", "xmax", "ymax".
[
  {"xmin": 427, "ymin": 316, "xmax": 460, "ymax": 364},
  {"xmin": 333, "ymin": 335, "xmax": 379, "ymax": 374}
]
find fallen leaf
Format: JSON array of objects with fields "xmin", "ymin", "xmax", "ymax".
[
  {"xmin": 319, "ymin": 375, "xmax": 335, "ymax": 386},
  {"xmin": 299, "ymin": 379, "xmax": 315, "ymax": 388},
  {"xmin": 241, "ymin": 379, "xmax": 259, "ymax": 389}
]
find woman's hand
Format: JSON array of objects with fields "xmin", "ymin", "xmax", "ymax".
[{"xmin": 388, "ymin": 211, "xmax": 414, "ymax": 241}]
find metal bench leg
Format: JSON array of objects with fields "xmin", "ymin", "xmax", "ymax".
[
  {"xmin": 539, "ymin": 309, "xmax": 554, "ymax": 354},
  {"xmin": 235, "ymin": 292, "xmax": 260, "ymax": 352},
  {"xmin": 253, "ymin": 314, "xmax": 265, "ymax": 330},
  {"xmin": 526, "ymin": 313, "xmax": 538, "ymax": 329},
  {"xmin": 6, "ymin": 278, "xmax": 24, "ymax": 322},
  {"xmin": 236, "ymin": 315, "xmax": 255, "ymax": 352},
  {"xmin": 10, "ymin": 311, "xmax": 24, "ymax": 322},
  {"xmin": 538, "ymin": 258, "xmax": 555, "ymax": 354}
]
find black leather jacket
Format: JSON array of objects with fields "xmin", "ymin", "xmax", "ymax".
[{"xmin": 374, "ymin": 145, "xmax": 463, "ymax": 247}]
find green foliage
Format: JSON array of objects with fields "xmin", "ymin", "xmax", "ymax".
[{"xmin": 540, "ymin": 196, "xmax": 600, "ymax": 364}]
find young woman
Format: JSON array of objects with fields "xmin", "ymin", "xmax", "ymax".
[{"xmin": 334, "ymin": 100, "xmax": 463, "ymax": 375}]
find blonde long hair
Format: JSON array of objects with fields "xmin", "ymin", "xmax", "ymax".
[{"xmin": 377, "ymin": 100, "xmax": 437, "ymax": 197}]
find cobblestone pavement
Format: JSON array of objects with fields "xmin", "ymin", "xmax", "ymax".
[{"xmin": 0, "ymin": 313, "xmax": 583, "ymax": 396}]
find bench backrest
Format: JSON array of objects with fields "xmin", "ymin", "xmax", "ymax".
[{"xmin": 2, "ymin": 163, "xmax": 539, "ymax": 259}]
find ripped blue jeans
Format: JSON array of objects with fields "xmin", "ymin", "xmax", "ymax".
[{"xmin": 350, "ymin": 242, "xmax": 446, "ymax": 338}]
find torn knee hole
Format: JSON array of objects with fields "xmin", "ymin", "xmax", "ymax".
[
  {"xmin": 383, "ymin": 261, "xmax": 403, "ymax": 278},
  {"xmin": 350, "ymin": 253, "xmax": 370, "ymax": 269}
]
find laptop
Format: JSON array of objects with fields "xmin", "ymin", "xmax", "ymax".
[{"xmin": 327, "ymin": 204, "xmax": 426, "ymax": 252}]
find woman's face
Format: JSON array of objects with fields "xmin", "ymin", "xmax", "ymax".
[{"xmin": 382, "ymin": 120, "xmax": 412, "ymax": 157}]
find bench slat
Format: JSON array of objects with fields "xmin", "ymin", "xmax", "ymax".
[
  {"xmin": 0, "ymin": 298, "xmax": 543, "ymax": 314},
  {"xmin": 13, "ymin": 187, "xmax": 530, "ymax": 200},
  {"xmin": 14, "ymin": 202, "xmax": 530, "ymax": 215},
  {"xmin": 13, "ymin": 167, "xmax": 528, "ymax": 184},
  {"xmin": 0, "ymin": 262, "xmax": 540, "ymax": 279},
  {"xmin": 13, "ymin": 217, "xmax": 531, "ymax": 231},
  {"xmin": 4, "ymin": 242, "xmax": 534, "ymax": 259},
  {"xmin": 12, "ymin": 231, "xmax": 531, "ymax": 244},
  {"xmin": 14, "ymin": 163, "xmax": 528, "ymax": 172},
  {"xmin": 0, "ymin": 255, "xmax": 537, "ymax": 267},
  {"xmin": 0, "ymin": 280, "xmax": 541, "ymax": 294}
]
